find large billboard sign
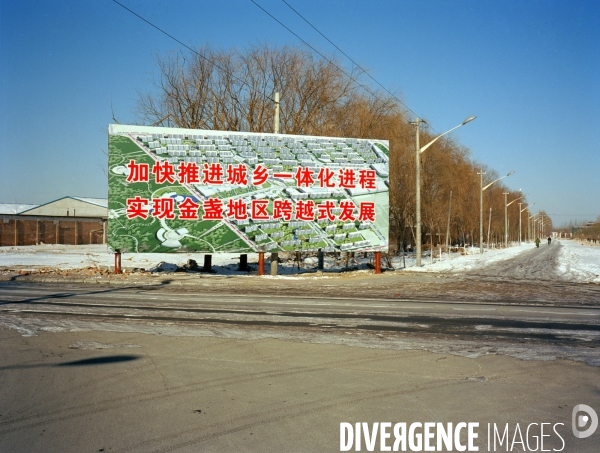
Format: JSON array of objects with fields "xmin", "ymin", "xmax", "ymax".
[{"xmin": 108, "ymin": 124, "xmax": 389, "ymax": 253}]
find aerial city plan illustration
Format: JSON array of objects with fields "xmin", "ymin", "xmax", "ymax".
[{"xmin": 108, "ymin": 124, "xmax": 389, "ymax": 254}]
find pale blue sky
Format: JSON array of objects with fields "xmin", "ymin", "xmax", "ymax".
[{"xmin": 1, "ymin": 0, "xmax": 599, "ymax": 226}]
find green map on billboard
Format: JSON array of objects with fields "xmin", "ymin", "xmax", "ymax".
[{"xmin": 108, "ymin": 124, "xmax": 389, "ymax": 253}]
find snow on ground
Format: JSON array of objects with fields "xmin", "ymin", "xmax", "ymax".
[
  {"xmin": 557, "ymin": 240, "xmax": 600, "ymax": 283},
  {"xmin": 0, "ymin": 244, "xmax": 254, "ymax": 275},
  {"xmin": 399, "ymin": 240, "xmax": 600, "ymax": 283},
  {"xmin": 0, "ymin": 240, "xmax": 599, "ymax": 283},
  {"xmin": 395, "ymin": 242, "xmax": 534, "ymax": 273}
]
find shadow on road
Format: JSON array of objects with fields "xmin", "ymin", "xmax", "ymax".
[
  {"xmin": 0, "ymin": 279, "xmax": 175, "ymax": 306},
  {"xmin": 0, "ymin": 354, "xmax": 142, "ymax": 371},
  {"xmin": 56, "ymin": 355, "xmax": 140, "ymax": 366}
]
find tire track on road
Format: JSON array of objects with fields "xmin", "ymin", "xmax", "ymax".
[
  {"xmin": 0, "ymin": 349, "xmax": 422, "ymax": 434},
  {"xmin": 128, "ymin": 379, "xmax": 469, "ymax": 453},
  {"xmin": 465, "ymin": 243, "xmax": 561, "ymax": 280}
]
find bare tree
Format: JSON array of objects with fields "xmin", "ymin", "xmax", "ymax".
[
  {"xmin": 136, "ymin": 44, "xmax": 396, "ymax": 136},
  {"xmin": 135, "ymin": 43, "xmax": 530, "ymax": 256}
]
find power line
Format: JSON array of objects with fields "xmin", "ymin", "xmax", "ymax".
[
  {"xmin": 281, "ymin": 0, "xmax": 421, "ymax": 121},
  {"xmin": 111, "ymin": 0, "xmax": 276, "ymax": 104},
  {"xmin": 113, "ymin": 0, "xmax": 435, "ymax": 134},
  {"xmin": 546, "ymin": 213, "xmax": 599, "ymax": 217},
  {"xmin": 250, "ymin": 0, "xmax": 406, "ymax": 120}
]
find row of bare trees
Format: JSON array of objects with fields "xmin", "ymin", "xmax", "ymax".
[{"xmin": 135, "ymin": 44, "xmax": 541, "ymax": 252}]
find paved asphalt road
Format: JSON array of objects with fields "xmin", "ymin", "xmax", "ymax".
[
  {"xmin": 1, "ymin": 282, "xmax": 599, "ymax": 363},
  {"xmin": 1, "ymin": 280, "xmax": 599, "ymax": 452}
]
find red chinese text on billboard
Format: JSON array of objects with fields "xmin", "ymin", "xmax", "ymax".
[
  {"xmin": 124, "ymin": 160, "xmax": 379, "ymax": 190},
  {"xmin": 125, "ymin": 197, "xmax": 376, "ymax": 222}
]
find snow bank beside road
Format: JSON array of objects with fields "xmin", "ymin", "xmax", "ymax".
[
  {"xmin": 398, "ymin": 243, "xmax": 534, "ymax": 274},
  {"xmin": 557, "ymin": 240, "xmax": 600, "ymax": 284},
  {"xmin": 1, "ymin": 240, "xmax": 599, "ymax": 284},
  {"xmin": 400, "ymin": 239, "xmax": 600, "ymax": 284}
]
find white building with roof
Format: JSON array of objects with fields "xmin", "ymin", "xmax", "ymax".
[
  {"xmin": 19, "ymin": 197, "xmax": 108, "ymax": 218},
  {"xmin": 0, "ymin": 197, "xmax": 108, "ymax": 246}
]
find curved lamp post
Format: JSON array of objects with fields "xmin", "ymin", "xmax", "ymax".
[
  {"xmin": 505, "ymin": 193, "xmax": 527, "ymax": 247},
  {"xmin": 412, "ymin": 116, "xmax": 476, "ymax": 266},
  {"xmin": 532, "ymin": 215, "xmax": 539, "ymax": 240},
  {"xmin": 527, "ymin": 213, "xmax": 536, "ymax": 242},
  {"xmin": 519, "ymin": 202, "xmax": 535, "ymax": 244},
  {"xmin": 539, "ymin": 217, "xmax": 549, "ymax": 237},
  {"xmin": 479, "ymin": 171, "xmax": 514, "ymax": 253}
]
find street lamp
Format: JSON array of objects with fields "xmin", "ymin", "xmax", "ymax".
[
  {"xmin": 479, "ymin": 170, "xmax": 514, "ymax": 253},
  {"xmin": 505, "ymin": 193, "xmax": 527, "ymax": 247},
  {"xmin": 412, "ymin": 116, "xmax": 476, "ymax": 266},
  {"xmin": 519, "ymin": 202, "xmax": 535, "ymax": 244},
  {"xmin": 527, "ymin": 213, "xmax": 536, "ymax": 242},
  {"xmin": 540, "ymin": 217, "xmax": 549, "ymax": 237},
  {"xmin": 541, "ymin": 212, "xmax": 550, "ymax": 236},
  {"xmin": 533, "ymin": 215, "xmax": 540, "ymax": 240}
]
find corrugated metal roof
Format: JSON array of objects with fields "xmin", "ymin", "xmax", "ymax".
[
  {"xmin": 17, "ymin": 196, "xmax": 109, "ymax": 214},
  {"xmin": 2, "ymin": 197, "xmax": 108, "ymax": 216},
  {"xmin": 71, "ymin": 197, "xmax": 108, "ymax": 208}
]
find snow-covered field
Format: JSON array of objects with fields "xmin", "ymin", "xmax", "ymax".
[
  {"xmin": 556, "ymin": 240, "xmax": 600, "ymax": 283},
  {"xmin": 398, "ymin": 242, "xmax": 535, "ymax": 273},
  {"xmin": 0, "ymin": 239, "xmax": 599, "ymax": 283}
]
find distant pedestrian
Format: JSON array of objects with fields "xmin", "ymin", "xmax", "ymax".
[
  {"xmin": 535, "ymin": 237, "xmax": 540, "ymax": 248},
  {"xmin": 548, "ymin": 237, "xmax": 551, "ymax": 245}
]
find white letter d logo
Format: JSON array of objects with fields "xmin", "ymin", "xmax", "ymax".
[{"xmin": 572, "ymin": 404, "xmax": 598, "ymax": 439}]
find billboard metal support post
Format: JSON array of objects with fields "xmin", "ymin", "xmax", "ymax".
[
  {"xmin": 114, "ymin": 252, "xmax": 122, "ymax": 274},
  {"xmin": 270, "ymin": 253, "xmax": 278, "ymax": 276},
  {"xmin": 203, "ymin": 255, "xmax": 212, "ymax": 272},
  {"xmin": 374, "ymin": 252, "xmax": 381, "ymax": 274},
  {"xmin": 239, "ymin": 254, "xmax": 248, "ymax": 271},
  {"xmin": 318, "ymin": 249, "xmax": 324, "ymax": 270},
  {"xmin": 258, "ymin": 253, "xmax": 265, "ymax": 276}
]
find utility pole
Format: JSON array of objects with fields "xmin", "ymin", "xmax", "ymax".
[
  {"xmin": 478, "ymin": 170, "xmax": 485, "ymax": 253},
  {"xmin": 274, "ymin": 91, "xmax": 280, "ymax": 135},
  {"xmin": 518, "ymin": 202, "xmax": 522, "ymax": 245},
  {"xmin": 487, "ymin": 207, "xmax": 492, "ymax": 248},
  {"xmin": 445, "ymin": 190, "xmax": 452, "ymax": 252},
  {"xmin": 504, "ymin": 192, "xmax": 509, "ymax": 248},
  {"xmin": 481, "ymin": 171, "xmax": 513, "ymax": 252},
  {"xmin": 414, "ymin": 118, "xmax": 423, "ymax": 266},
  {"xmin": 410, "ymin": 116, "xmax": 476, "ymax": 266},
  {"xmin": 270, "ymin": 92, "xmax": 281, "ymax": 276}
]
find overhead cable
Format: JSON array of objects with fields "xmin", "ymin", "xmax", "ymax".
[
  {"xmin": 250, "ymin": 0, "xmax": 405, "ymax": 118},
  {"xmin": 111, "ymin": 0, "xmax": 275, "ymax": 103},
  {"xmin": 281, "ymin": 0, "xmax": 421, "ymax": 120}
]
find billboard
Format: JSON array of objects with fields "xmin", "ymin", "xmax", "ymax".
[{"xmin": 108, "ymin": 124, "xmax": 389, "ymax": 253}]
